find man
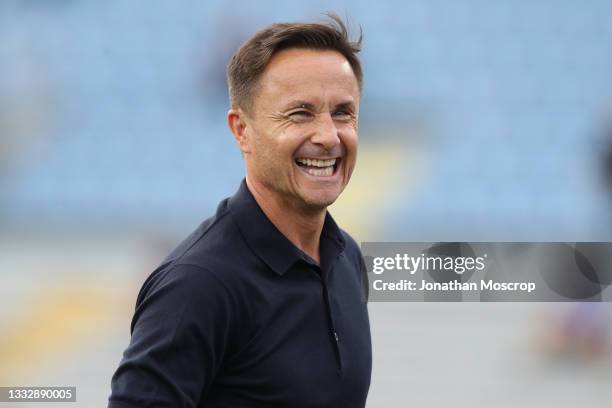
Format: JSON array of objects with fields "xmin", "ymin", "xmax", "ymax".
[{"xmin": 108, "ymin": 15, "xmax": 372, "ymax": 408}]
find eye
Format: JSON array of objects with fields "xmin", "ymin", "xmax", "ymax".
[
  {"xmin": 288, "ymin": 110, "xmax": 313, "ymax": 121},
  {"xmin": 333, "ymin": 110, "xmax": 353, "ymax": 120}
]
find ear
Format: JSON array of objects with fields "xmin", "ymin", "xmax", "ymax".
[{"xmin": 227, "ymin": 108, "xmax": 252, "ymax": 154}]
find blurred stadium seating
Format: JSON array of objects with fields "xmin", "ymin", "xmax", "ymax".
[{"xmin": 2, "ymin": 0, "xmax": 612, "ymax": 238}]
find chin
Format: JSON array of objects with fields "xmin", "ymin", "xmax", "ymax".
[{"xmin": 300, "ymin": 192, "xmax": 340, "ymax": 211}]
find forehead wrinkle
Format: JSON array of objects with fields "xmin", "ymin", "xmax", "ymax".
[{"xmin": 263, "ymin": 80, "xmax": 357, "ymax": 107}]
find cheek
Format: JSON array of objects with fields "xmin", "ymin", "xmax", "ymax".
[
  {"xmin": 280, "ymin": 130, "xmax": 309, "ymax": 157},
  {"xmin": 344, "ymin": 131, "xmax": 359, "ymax": 159},
  {"xmin": 254, "ymin": 132, "xmax": 302, "ymax": 172},
  {"xmin": 343, "ymin": 133, "xmax": 359, "ymax": 177}
]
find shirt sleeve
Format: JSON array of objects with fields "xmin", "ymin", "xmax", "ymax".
[{"xmin": 108, "ymin": 263, "xmax": 234, "ymax": 408}]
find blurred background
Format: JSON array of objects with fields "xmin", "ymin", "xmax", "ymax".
[{"xmin": 2, "ymin": 0, "xmax": 612, "ymax": 406}]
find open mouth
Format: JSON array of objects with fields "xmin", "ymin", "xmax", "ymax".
[{"xmin": 294, "ymin": 157, "xmax": 341, "ymax": 177}]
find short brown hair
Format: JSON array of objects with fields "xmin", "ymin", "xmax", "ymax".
[{"xmin": 227, "ymin": 14, "xmax": 363, "ymax": 113}]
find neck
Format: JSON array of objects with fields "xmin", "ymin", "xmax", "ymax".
[{"xmin": 246, "ymin": 177, "xmax": 326, "ymax": 263}]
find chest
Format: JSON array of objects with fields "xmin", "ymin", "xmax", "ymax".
[{"xmin": 209, "ymin": 257, "xmax": 372, "ymax": 407}]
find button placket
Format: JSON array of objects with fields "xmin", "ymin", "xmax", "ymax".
[{"xmin": 321, "ymin": 265, "xmax": 342, "ymax": 373}]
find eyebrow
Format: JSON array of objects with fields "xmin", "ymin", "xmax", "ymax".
[
  {"xmin": 334, "ymin": 101, "xmax": 356, "ymax": 112},
  {"xmin": 282, "ymin": 100, "xmax": 316, "ymax": 111},
  {"xmin": 281, "ymin": 100, "xmax": 356, "ymax": 111}
]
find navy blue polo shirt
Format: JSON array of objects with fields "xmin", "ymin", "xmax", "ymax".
[{"xmin": 108, "ymin": 180, "xmax": 372, "ymax": 407}]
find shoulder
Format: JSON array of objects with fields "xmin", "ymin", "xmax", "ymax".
[
  {"xmin": 134, "ymin": 262, "xmax": 232, "ymax": 315},
  {"xmin": 155, "ymin": 197, "xmax": 252, "ymax": 281},
  {"xmin": 135, "ymin": 196, "xmax": 255, "ymax": 310},
  {"xmin": 162, "ymin": 198, "xmax": 237, "ymax": 266}
]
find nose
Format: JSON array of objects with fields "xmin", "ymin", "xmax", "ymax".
[{"xmin": 310, "ymin": 113, "xmax": 341, "ymax": 150}]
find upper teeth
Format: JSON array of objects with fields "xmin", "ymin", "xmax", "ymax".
[{"xmin": 296, "ymin": 158, "xmax": 336, "ymax": 167}]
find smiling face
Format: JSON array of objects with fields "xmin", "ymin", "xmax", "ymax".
[{"xmin": 232, "ymin": 48, "xmax": 360, "ymax": 213}]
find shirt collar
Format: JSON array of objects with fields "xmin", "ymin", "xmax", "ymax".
[{"xmin": 228, "ymin": 179, "xmax": 346, "ymax": 276}]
